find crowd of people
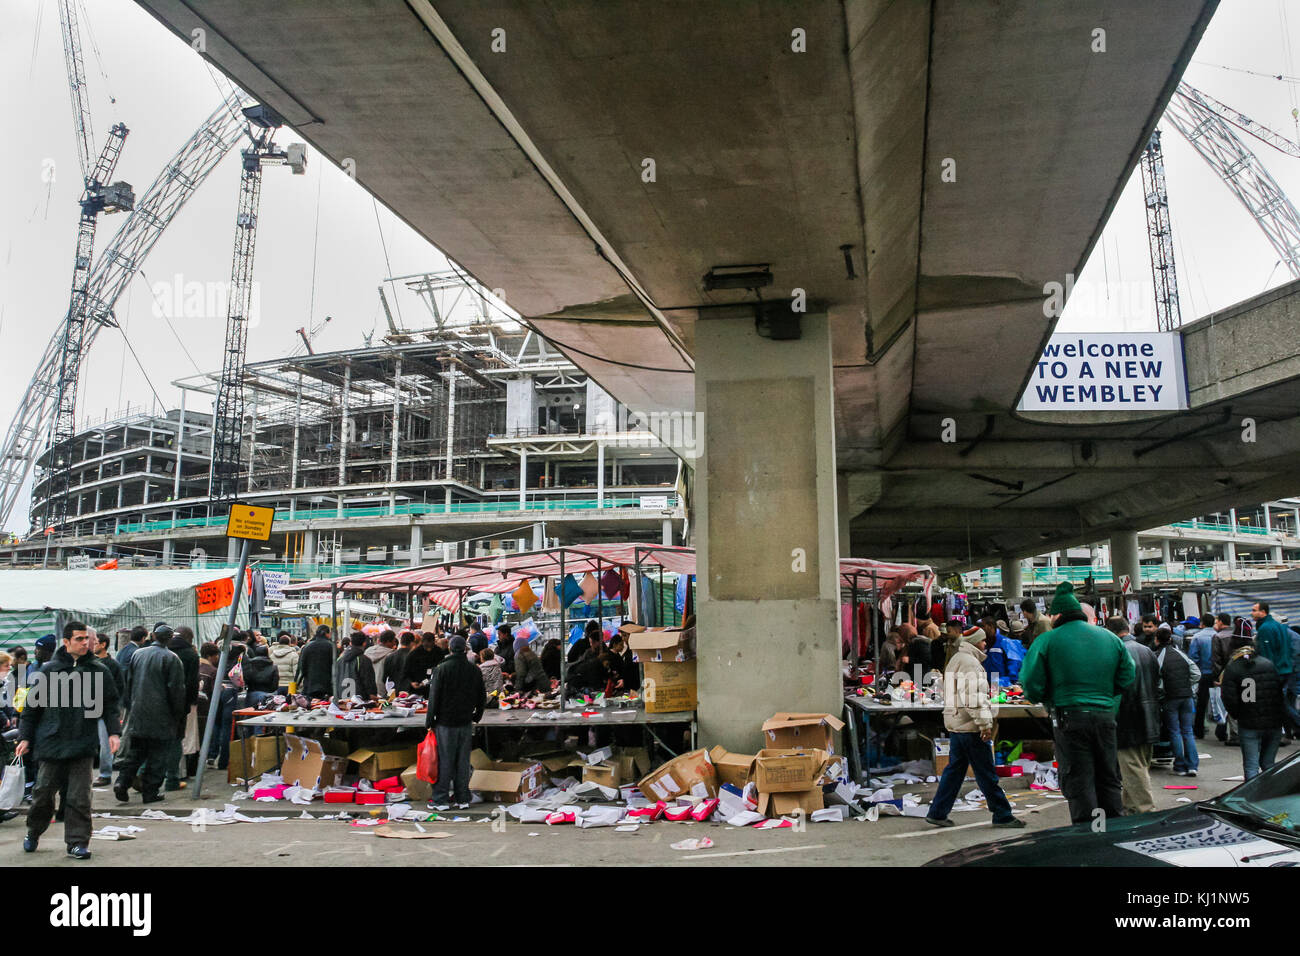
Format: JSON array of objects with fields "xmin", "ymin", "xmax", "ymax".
[{"xmin": 919, "ymin": 582, "xmax": 1300, "ymax": 829}]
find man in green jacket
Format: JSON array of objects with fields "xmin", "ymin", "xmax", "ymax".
[
  {"xmin": 1020, "ymin": 582, "xmax": 1135, "ymax": 824},
  {"xmin": 1251, "ymin": 602, "xmax": 1299, "ymax": 738}
]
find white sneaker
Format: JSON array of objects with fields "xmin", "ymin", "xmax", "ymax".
[
  {"xmin": 454, "ymin": 802, "xmax": 470, "ymax": 810},
  {"xmin": 428, "ymin": 802, "xmax": 450, "ymax": 812}
]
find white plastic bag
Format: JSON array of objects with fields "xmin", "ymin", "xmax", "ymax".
[{"xmin": 0, "ymin": 756, "xmax": 24, "ymax": 810}]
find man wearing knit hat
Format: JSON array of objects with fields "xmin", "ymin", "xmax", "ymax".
[
  {"xmin": 926, "ymin": 626, "xmax": 1024, "ymax": 829},
  {"xmin": 1019, "ymin": 582, "xmax": 1135, "ymax": 824},
  {"xmin": 425, "ymin": 634, "xmax": 486, "ymax": 811}
]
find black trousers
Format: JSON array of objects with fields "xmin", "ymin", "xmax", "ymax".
[
  {"xmin": 116, "ymin": 735, "xmax": 174, "ymax": 798},
  {"xmin": 1053, "ymin": 710, "xmax": 1124, "ymax": 825},
  {"xmin": 28, "ymin": 756, "xmax": 93, "ymax": 847},
  {"xmin": 1194, "ymin": 678, "xmax": 1210, "ymax": 738}
]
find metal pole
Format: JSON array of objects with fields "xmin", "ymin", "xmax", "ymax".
[
  {"xmin": 850, "ymin": 574, "xmax": 859, "ymax": 672},
  {"xmin": 871, "ymin": 573, "xmax": 881, "ymax": 677},
  {"xmin": 559, "ymin": 547, "xmax": 567, "ymax": 712},
  {"xmin": 193, "ymin": 537, "xmax": 252, "ymax": 799},
  {"xmin": 331, "ymin": 584, "xmax": 338, "ymax": 639}
]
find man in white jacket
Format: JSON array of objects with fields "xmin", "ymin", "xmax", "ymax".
[{"xmin": 925, "ymin": 626, "xmax": 1025, "ymax": 828}]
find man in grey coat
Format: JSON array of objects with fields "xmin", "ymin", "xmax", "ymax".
[{"xmin": 1108, "ymin": 617, "xmax": 1162, "ymax": 814}]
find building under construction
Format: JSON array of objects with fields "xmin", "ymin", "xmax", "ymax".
[{"xmin": 6, "ymin": 272, "xmax": 685, "ymax": 572}]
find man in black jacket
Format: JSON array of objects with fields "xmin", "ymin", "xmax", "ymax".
[
  {"xmin": 296, "ymin": 626, "xmax": 336, "ymax": 699},
  {"xmin": 1221, "ymin": 633, "xmax": 1286, "ymax": 780},
  {"xmin": 404, "ymin": 632, "xmax": 443, "ymax": 695},
  {"xmin": 387, "ymin": 632, "xmax": 414, "ymax": 694},
  {"xmin": 243, "ymin": 642, "xmax": 282, "ymax": 705},
  {"xmin": 333, "ymin": 632, "xmax": 377, "ymax": 701},
  {"xmin": 425, "ymin": 635, "xmax": 485, "ymax": 810},
  {"xmin": 1109, "ymin": 617, "xmax": 1161, "ymax": 814},
  {"xmin": 16, "ymin": 621, "xmax": 120, "ymax": 859},
  {"xmin": 114, "ymin": 634, "xmax": 185, "ymax": 804},
  {"xmin": 160, "ymin": 625, "xmax": 200, "ymax": 791}
]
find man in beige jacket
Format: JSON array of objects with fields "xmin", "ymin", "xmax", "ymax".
[{"xmin": 926, "ymin": 626, "xmax": 1024, "ymax": 828}]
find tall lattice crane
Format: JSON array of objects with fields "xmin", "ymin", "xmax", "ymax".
[
  {"xmin": 43, "ymin": 0, "xmax": 136, "ymax": 535},
  {"xmin": 208, "ymin": 104, "xmax": 305, "ymax": 503},
  {"xmin": 0, "ymin": 90, "xmax": 247, "ymax": 533},
  {"xmin": 1143, "ymin": 82, "xmax": 1300, "ymax": 330}
]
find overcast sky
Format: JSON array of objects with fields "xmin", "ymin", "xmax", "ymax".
[{"xmin": 3, "ymin": 0, "xmax": 1299, "ymax": 532}]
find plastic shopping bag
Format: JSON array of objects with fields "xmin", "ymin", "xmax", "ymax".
[
  {"xmin": 0, "ymin": 757, "xmax": 24, "ymax": 810},
  {"xmin": 416, "ymin": 729, "xmax": 438, "ymax": 786}
]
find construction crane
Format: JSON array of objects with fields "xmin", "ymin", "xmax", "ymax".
[
  {"xmin": 293, "ymin": 315, "xmax": 332, "ymax": 356},
  {"xmin": 43, "ymin": 0, "xmax": 136, "ymax": 536},
  {"xmin": 208, "ymin": 104, "xmax": 305, "ymax": 503},
  {"xmin": 1138, "ymin": 131, "xmax": 1181, "ymax": 332},
  {"xmin": 0, "ymin": 91, "xmax": 247, "ymax": 533}
]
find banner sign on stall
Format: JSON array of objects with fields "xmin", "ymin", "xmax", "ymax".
[
  {"xmin": 196, "ymin": 577, "xmax": 235, "ymax": 615},
  {"xmin": 639, "ymin": 495, "xmax": 669, "ymax": 510},
  {"xmin": 66, "ymin": 556, "xmax": 91, "ymax": 570},
  {"xmin": 225, "ymin": 502, "xmax": 275, "ymax": 541},
  {"xmin": 1017, "ymin": 332, "xmax": 1188, "ymax": 411},
  {"xmin": 262, "ymin": 570, "xmax": 289, "ymax": 600}
]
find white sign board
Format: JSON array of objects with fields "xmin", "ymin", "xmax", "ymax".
[
  {"xmin": 639, "ymin": 495, "xmax": 670, "ymax": 510},
  {"xmin": 1017, "ymin": 332, "xmax": 1188, "ymax": 411},
  {"xmin": 66, "ymin": 555, "xmax": 91, "ymax": 570},
  {"xmin": 262, "ymin": 570, "xmax": 290, "ymax": 600}
]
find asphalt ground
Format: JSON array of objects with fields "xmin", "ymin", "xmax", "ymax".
[{"xmin": 2, "ymin": 737, "xmax": 1260, "ymax": 867}]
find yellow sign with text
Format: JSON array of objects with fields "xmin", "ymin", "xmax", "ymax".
[{"xmin": 225, "ymin": 503, "xmax": 275, "ymax": 542}]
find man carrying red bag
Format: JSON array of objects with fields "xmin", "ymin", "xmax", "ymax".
[{"xmin": 425, "ymin": 635, "xmax": 485, "ymax": 811}]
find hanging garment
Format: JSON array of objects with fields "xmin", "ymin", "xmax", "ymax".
[
  {"xmin": 580, "ymin": 572, "xmax": 599, "ymax": 604},
  {"xmin": 640, "ymin": 574, "xmax": 658, "ymax": 627},
  {"xmin": 619, "ymin": 568, "xmax": 631, "ymax": 600},
  {"xmin": 627, "ymin": 572, "xmax": 640, "ymax": 622},
  {"xmin": 555, "ymin": 574, "xmax": 582, "ymax": 607},
  {"xmin": 675, "ymin": 574, "xmax": 688, "ymax": 615},
  {"xmin": 600, "ymin": 569, "xmax": 622, "ymax": 600},
  {"xmin": 541, "ymin": 576, "xmax": 560, "ymax": 613},
  {"xmin": 488, "ymin": 592, "xmax": 503, "ymax": 624},
  {"xmin": 684, "ymin": 575, "xmax": 695, "ymax": 621}
]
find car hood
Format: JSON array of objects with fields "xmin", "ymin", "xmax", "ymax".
[{"xmin": 925, "ymin": 804, "xmax": 1300, "ymax": 867}]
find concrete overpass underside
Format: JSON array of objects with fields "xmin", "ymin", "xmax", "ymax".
[{"xmin": 132, "ymin": 0, "xmax": 1300, "ymax": 750}]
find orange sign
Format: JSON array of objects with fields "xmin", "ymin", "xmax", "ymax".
[{"xmin": 196, "ymin": 577, "xmax": 235, "ymax": 615}]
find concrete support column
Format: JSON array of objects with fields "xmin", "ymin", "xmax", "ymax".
[
  {"xmin": 1000, "ymin": 559, "xmax": 1023, "ymax": 601},
  {"xmin": 1160, "ymin": 540, "xmax": 1173, "ymax": 566},
  {"xmin": 1225, "ymin": 541, "xmax": 1237, "ymax": 568},
  {"xmin": 532, "ymin": 523, "xmax": 544, "ymax": 551},
  {"xmin": 518, "ymin": 451, "xmax": 527, "ymax": 509},
  {"xmin": 1264, "ymin": 503, "xmax": 1272, "ymax": 533},
  {"xmin": 174, "ymin": 387, "xmax": 186, "ymax": 500},
  {"xmin": 300, "ymin": 529, "xmax": 315, "ymax": 568},
  {"xmin": 696, "ymin": 311, "xmax": 840, "ymax": 752},
  {"xmin": 1230, "ymin": 508, "xmax": 1238, "ymax": 534},
  {"xmin": 162, "ymin": 539, "xmax": 174, "ymax": 566},
  {"xmin": 662, "ymin": 518, "xmax": 673, "ymax": 546},
  {"xmin": 338, "ymin": 360, "xmax": 352, "ymax": 490},
  {"xmin": 445, "ymin": 370, "xmax": 457, "ymax": 481},
  {"xmin": 836, "ymin": 473, "xmax": 851, "ymax": 558},
  {"xmin": 596, "ymin": 441, "xmax": 605, "ymax": 508},
  {"xmin": 409, "ymin": 524, "xmax": 422, "ymax": 568},
  {"xmin": 1111, "ymin": 529, "xmax": 1141, "ymax": 592},
  {"xmin": 1293, "ymin": 507, "xmax": 1299, "ymax": 537},
  {"xmin": 227, "ymin": 538, "xmax": 238, "ymax": 563},
  {"xmin": 1271, "ymin": 545, "xmax": 1284, "ymax": 565},
  {"xmin": 291, "ymin": 371, "xmax": 303, "ymax": 491}
]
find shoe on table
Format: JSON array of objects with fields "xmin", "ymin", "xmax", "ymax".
[
  {"xmin": 22, "ymin": 833, "xmax": 38, "ymax": 853},
  {"xmin": 427, "ymin": 802, "xmax": 450, "ymax": 812},
  {"xmin": 67, "ymin": 845, "xmax": 92, "ymax": 861},
  {"xmin": 925, "ymin": 816, "xmax": 955, "ymax": 828},
  {"xmin": 993, "ymin": 817, "xmax": 1027, "ymax": 828}
]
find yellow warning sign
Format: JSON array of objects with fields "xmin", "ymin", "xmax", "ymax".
[{"xmin": 225, "ymin": 503, "xmax": 275, "ymax": 541}]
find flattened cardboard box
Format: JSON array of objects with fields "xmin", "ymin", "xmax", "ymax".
[
  {"xmin": 761, "ymin": 712, "xmax": 846, "ymax": 754},
  {"xmin": 281, "ymin": 733, "xmax": 347, "ymax": 789},
  {"xmin": 708, "ymin": 745, "xmax": 756, "ymax": 789},
  {"xmin": 227, "ymin": 735, "xmax": 281, "ymax": 784},
  {"xmin": 637, "ymin": 748, "xmax": 717, "ymax": 802},
  {"xmin": 642, "ymin": 659, "xmax": 696, "ymax": 714},
  {"xmin": 754, "ymin": 748, "xmax": 828, "ymax": 793},
  {"xmin": 469, "ymin": 749, "xmax": 546, "ymax": 801},
  {"xmin": 583, "ymin": 761, "xmax": 621, "ymax": 788},
  {"xmin": 758, "ymin": 788, "xmax": 824, "ymax": 818},
  {"xmin": 348, "ymin": 743, "xmax": 419, "ymax": 783}
]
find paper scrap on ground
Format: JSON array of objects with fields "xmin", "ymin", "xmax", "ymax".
[
  {"xmin": 671, "ymin": 837, "xmax": 714, "ymax": 850},
  {"xmin": 615, "ymin": 824, "xmax": 639, "ymax": 832},
  {"xmin": 1222, "ymin": 775, "xmax": 1245, "ymax": 782},
  {"xmin": 373, "ymin": 826, "xmax": 450, "ymax": 839},
  {"xmin": 92, "ymin": 825, "xmax": 144, "ymax": 840}
]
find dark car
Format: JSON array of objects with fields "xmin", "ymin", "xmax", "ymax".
[{"xmin": 926, "ymin": 751, "xmax": 1300, "ymax": 867}]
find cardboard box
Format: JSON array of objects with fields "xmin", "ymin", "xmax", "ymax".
[
  {"xmin": 758, "ymin": 788, "xmax": 824, "ymax": 818},
  {"xmin": 400, "ymin": 763, "xmax": 432, "ymax": 802},
  {"xmin": 615, "ymin": 747, "xmax": 651, "ymax": 782},
  {"xmin": 582, "ymin": 761, "xmax": 621, "ymax": 788},
  {"xmin": 761, "ymin": 712, "xmax": 846, "ymax": 754},
  {"xmin": 227, "ymin": 735, "xmax": 281, "ymax": 783},
  {"xmin": 540, "ymin": 752, "xmax": 585, "ymax": 774},
  {"xmin": 348, "ymin": 743, "xmax": 419, "ymax": 783},
  {"xmin": 754, "ymin": 748, "xmax": 827, "ymax": 793},
  {"xmin": 642, "ymin": 659, "xmax": 697, "ymax": 714},
  {"xmin": 281, "ymin": 734, "xmax": 347, "ymax": 789},
  {"xmin": 623, "ymin": 625, "xmax": 695, "ymax": 662},
  {"xmin": 637, "ymin": 749, "xmax": 718, "ymax": 802},
  {"xmin": 468, "ymin": 750, "xmax": 546, "ymax": 801},
  {"xmin": 709, "ymin": 746, "xmax": 756, "ymax": 789}
]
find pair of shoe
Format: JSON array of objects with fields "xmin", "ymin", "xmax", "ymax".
[
  {"xmin": 141, "ymin": 793, "xmax": 165, "ymax": 804},
  {"xmin": 67, "ymin": 845, "xmax": 92, "ymax": 860},
  {"xmin": 113, "ymin": 785, "xmax": 131, "ymax": 804},
  {"xmin": 164, "ymin": 780, "xmax": 187, "ymax": 792},
  {"xmin": 925, "ymin": 816, "xmax": 954, "ymax": 828},
  {"xmin": 23, "ymin": 833, "xmax": 37, "ymax": 853},
  {"xmin": 454, "ymin": 802, "xmax": 470, "ymax": 810},
  {"xmin": 93, "ymin": 776, "xmax": 112, "ymax": 788},
  {"xmin": 1177, "ymin": 769, "xmax": 1198, "ymax": 777},
  {"xmin": 993, "ymin": 817, "xmax": 1027, "ymax": 828},
  {"xmin": 0, "ymin": 810, "xmax": 19, "ymax": 823},
  {"xmin": 428, "ymin": 802, "xmax": 450, "ymax": 812}
]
